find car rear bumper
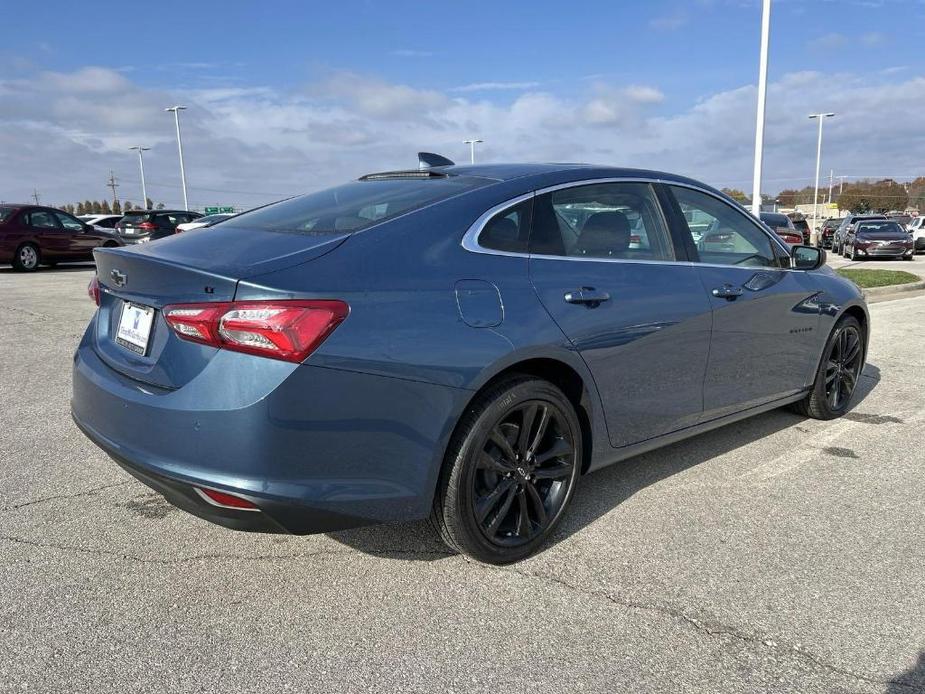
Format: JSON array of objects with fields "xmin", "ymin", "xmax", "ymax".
[{"xmin": 71, "ymin": 323, "xmax": 466, "ymax": 534}]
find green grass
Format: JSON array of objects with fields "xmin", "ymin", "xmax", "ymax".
[{"xmin": 836, "ymin": 268, "xmax": 921, "ymax": 288}]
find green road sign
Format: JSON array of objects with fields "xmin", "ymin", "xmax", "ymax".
[{"xmin": 204, "ymin": 206, "xmax": 235, "ymax": 214}]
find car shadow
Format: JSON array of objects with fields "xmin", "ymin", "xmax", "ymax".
[
  {"xmin": 328, "ymin": 362, "xmax": 881, "ymax": 562},
  {"xmin": 887, "ymin": 650, "xmax": 925, "ymax": 692},
  {"xmin": 0, "ymin": 263, "xmax": 95, "ymax": 274}
]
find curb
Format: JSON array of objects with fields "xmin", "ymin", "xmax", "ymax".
[{"xmin": 861, "ymin": 280, "xmax": 925, "ymax": 298}]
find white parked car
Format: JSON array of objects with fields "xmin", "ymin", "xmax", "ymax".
[
  {"xmin": 175, "ymin": 213, "xmax": 234, "ymax": 233},
  {"xmin": 79, "ymin": 214, "xmax": 123, "ymax": 231},
  {"xmin": 907, "ymin": 216, "xmax": 925, "ymax": 253}
]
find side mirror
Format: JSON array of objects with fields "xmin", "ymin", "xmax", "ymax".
[{"xmin": 792, "ymin": 245, "xmax": 825, "ymax": 270}]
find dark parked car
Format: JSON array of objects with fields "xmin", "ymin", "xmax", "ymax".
[
  {"xmin": 790, "ymin": 217, "xmax": 811, "ymax": 245},
  {"xmin": 843, "ymin": 220, "xmax": 914, "ymax": 261},
  {"xmin": 759, "ymin": 212, "xmax": 803, "ymax": 245},
  {"xmin": 72, "ymin": 162, "xmax": 869, "ymax": 563},
  {"xmin": 115, "ymin": 209, "xmax": 203, "ymax": 244},
  {"xmin": 0, "ymin": 204, "xmax": 122, "ymax": 271},
  {"xmin": 833, "ymin": 214, "xmax": 887, "ymax": 254},
  {"xmin": 818, "ymin": 218, "xmax": 843, "ymax": 249}
]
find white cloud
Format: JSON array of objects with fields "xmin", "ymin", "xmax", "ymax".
[
  {"xmin": 2, "ymin": 65, "xmax": 924, "ymax": 209},
  {"xmin": 450, "ymin": 82, "xmax": 542, "ymax": 93}
]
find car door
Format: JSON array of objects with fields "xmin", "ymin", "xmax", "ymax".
[
  {"xmin": 54, "ymin": 211, "xmax": 98, "ymax": 258},
  {"xmin": 663, "ymin": 184, "xmax": 822, "ymax": 420},
  {"xmin": 25, "ymin": 209, "xmax": 67, "ymax": 259},
  {"xmin": 527, "ymin": 181, "xmax": 713, "ymax": 448}
]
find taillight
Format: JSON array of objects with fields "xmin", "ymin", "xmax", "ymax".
[
  {"xmin": 138, "ymin": 222, "xmax": 156, "ymax": 231},
  {"xmin": 88, "ymin": 275, "xmax": 100, "ymax": 306},
  {"xmin": 163, "ymin": 300, "xmax": 349, "ymax": 363}
]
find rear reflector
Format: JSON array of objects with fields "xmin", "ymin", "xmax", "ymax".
[
  {"xmin": 194, "ymin": 486, "xmax": 260, "ymax": 511},
  {"xmin": 163, "ymin": 299, "xmax": 349, "ymax": 363}
]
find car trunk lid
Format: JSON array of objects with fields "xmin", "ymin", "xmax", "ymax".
[{"xmin": 90, "ymin": 228, "xmax": 348, "ymax": 389}]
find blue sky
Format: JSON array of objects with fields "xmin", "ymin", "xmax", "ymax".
[{"xmin": 2, "ymin": 0, "xmax": 923, "ymax": 207}]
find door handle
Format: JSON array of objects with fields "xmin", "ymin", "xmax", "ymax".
[
  {"xmin": 564, "ymin": 288, "xmax": 611, "ymax": 307},
  {"xmin": 711, "ymin": 284, "xmax": 744, "ymax": 300}
]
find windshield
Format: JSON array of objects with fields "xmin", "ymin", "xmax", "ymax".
[
  {"xmin": 857, "ymin": 222, "xmax": 905, "ymax": 236},
  {"xmin": 223, "ymin": 176, "xmax": 489, "ymax": 234},
  {"xmin": 0, "ymin": 206, "xmax": 18, "ymax": 223}
]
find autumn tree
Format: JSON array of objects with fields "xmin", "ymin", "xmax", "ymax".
[
  {"xmin": 721, "ymin": 188, "xmax": 749, "ymax": 204},
  {"xmin": 123, "ymin": 201, "xmax": 134, "ymax": 211},
  {"xmin": 101, "ymin": 200, "xmax": 112, "ymax": 214},
  {"xmin": 836, "ymin": 179, "xmax": 908, "ymax": 213},
  {"xmin": 112, "ymin": 200, "xmax": 122, "ymax": 214}
]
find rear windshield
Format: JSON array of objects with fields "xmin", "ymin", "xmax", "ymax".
[
  {"xmin": 0, "ymin": 206, "xmax": 19, "ymax": 222},
  {"xmin": 792, "ymin": 219, "xmax": 809, "ymax": 229},
  {"xmin": 761, "ymin": 213, "xmax": 789, "ymax": 226},
  {"xmin": 223, "ymin": 176, "xmax": 489, "ymax": 234},
  {"xmin": 122, "ymin": 212, "xmax": 154, "ymax": 223}
]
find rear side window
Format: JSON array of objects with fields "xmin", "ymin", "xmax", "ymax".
[
  {"xmin": 478, "ymin": 200, "xmax": 532, "ymax": 253},
  {"xmin": 669, "ymin": 185, "xmax": 778, "ymax": 268},
  {"xmin": 0, "ymin": 206, "xmax": 17, "ymax": 222},
  {"xmin": 531, "ymin": 182, "xmax": 674, "ymax": 261},
  {"xmin": 27, "ymin": 211, "xmax": 60, "ymax": 229},
  {"xmin": 224, "ymin": 176, "xmax": 489, "ymax": 235}
]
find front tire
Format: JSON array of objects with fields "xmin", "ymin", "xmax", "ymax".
[
  {"xmin": 12, "ymin": 243, "xmax": 40, "ymax": 272},
  {"xmin": 792, "ymin": 315, "xmax": 865, "ymax": 420},
  {"xmin": 432, "ymin": 376, "xmax": 582, "ymax": 564}
]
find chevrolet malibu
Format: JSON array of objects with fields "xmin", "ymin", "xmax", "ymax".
[{"xmin": 72, "ymin": 161, "xmax": 870, "ymax": 564}]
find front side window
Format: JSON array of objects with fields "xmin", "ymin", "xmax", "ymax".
[
  {"xmin": 478, "ymin": 199, "xmax": 532, "ymax": 253},
  {"xmin": 27, "ymin": 211, "xmax": 60, "ymax": 229},
  {"xmin": 530, "ymin": 182, "xmax": 674, "ymax": 261},
  {"xmin": 55, "ymin": 212, "xmax": 84, "ymax": 232},
  {"xmin": 669, "ymin": 186, "xmax": 778, "ymax": 268}
]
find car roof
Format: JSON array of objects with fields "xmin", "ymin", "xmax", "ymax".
[{"xmin": 363, "ymin": 163, "xmax": 736, "ymax": 203}]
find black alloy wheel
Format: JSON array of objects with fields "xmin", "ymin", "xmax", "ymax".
[
  {"xmin": 823, "ymin": 323, "xmax": 864, "ymax": 411},
  {"xmin": 433, "ymin": 376, "xmax": 582, "ymax": 564},
  {"xmin": 793, "ymin": 315, "xmax": 865, "ymax": 420},
  {"xmin": 473, "ymin": 400, "xmax": 574, "ymax": 547}
]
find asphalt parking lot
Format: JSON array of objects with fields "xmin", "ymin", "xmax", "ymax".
[{"xmin": 1, "ymin": 264, "xmax": 924, "ymax": 694}]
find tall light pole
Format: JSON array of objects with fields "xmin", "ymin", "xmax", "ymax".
[
  {"xmin": 129, "ymin": 146, "xmax": 151, "ymax": 208},
  {"xmin": 165, "ymin": 105, "xmax": 189, "ymax": 210},
  {"xmin": 751, "ymin": 0, "xmax": 771, "ymax": 216},
  {"xmin": 809, "ymin": 112, "xmax": 835, "ymax": 244},
  {"xmin": 463, "ymin": 139, "xmax": 483, "ymax": 164}
]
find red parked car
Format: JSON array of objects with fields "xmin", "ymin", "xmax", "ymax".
[
  {"xmin": 0, "ymin": 204, "xmax": 121, "ymax": 271},
  {"xmin": 759, "ymin": 212, "xmax": 804, "ymax": 246}
]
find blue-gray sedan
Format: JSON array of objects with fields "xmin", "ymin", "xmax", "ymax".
[{"xmin": 72, "ymin": 162, "xmax": 869, "ymax": 563}]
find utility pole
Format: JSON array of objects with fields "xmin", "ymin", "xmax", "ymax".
[
  {"xmin": 107, "ymin": 170, "xmax": 120, "ymax": 206},
  {"xmin": 827, "ymin": 169, "xmax": 834, "ymax": 204},
  {"xmin": 32, "ymin": 189, "xmax": 40, "ymax": 205},
  {"xmin": 751, "ymin": 0, "xmax": 771, "ymax": 216},
  {"xmin": 165, "ymin": 106, "xmax": 189, "ymax": 210},
  {"xmin": 839, "ymin": 176, "xmax": 845, "ymax": 195}
]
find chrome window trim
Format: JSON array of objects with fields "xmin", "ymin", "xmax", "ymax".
[{"xmin": 460, "ymin": 176, "xmax": 810, "ymax": 271}]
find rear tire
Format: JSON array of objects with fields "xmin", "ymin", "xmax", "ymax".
[
  {"xmin": 431, "ymin": 375, "xmax": 582, "ymax": 564},
  {"xmin": 792, "ymin": 315, "xmax": 865, "ymax": 420},
  {"xmin": 12, "ymin": 243, "xmax": 40, "ymax": 272}
]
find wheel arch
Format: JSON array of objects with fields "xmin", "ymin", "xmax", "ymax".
[{"xmin": 451, "ymin": 352, "xmax": 607, "ymax": 475}]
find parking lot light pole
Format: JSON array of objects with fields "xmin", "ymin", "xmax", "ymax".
[
  {"xmin": 129, "ymin": 146, "xmax": 151, "ymax": 209},
  {"xmin": 463, "ymin": 139, "xmax": 483, "ymax": 164},
  {"xmin": 751, "ymin": 0, "xmax": 771, "ymax": 216},
  {"xmin": 165, "ymin": 106, "xmax": 189, "ymax": 211},
  {"xmin": 809, "ymin": 112, "xmax": 835, "ymax": 244}
]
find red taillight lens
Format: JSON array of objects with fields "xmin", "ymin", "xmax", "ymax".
[
  {"xmin": 88, "ymin": 275, "xmax": 100, "ymax": 306},
  {"xmin": 163, "ymin": 300, "xmax": 349, "ymax": 363},
  {"xmin": 194, "ymin": 486, "xmax": 259, "ymax": 510},
  {"xmin": 138, "ymin": 222, "xmax": 156, "ymax": 231}
]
